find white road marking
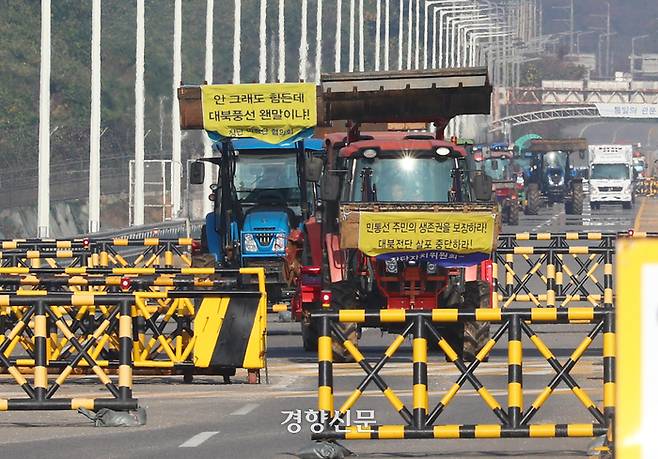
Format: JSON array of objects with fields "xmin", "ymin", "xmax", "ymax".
[
  {"xmin": 179, "ymin": 431, "xmax": 219, "ymax": 448},
  {"xmin": 271, "ymin": 374, "xmax": 298, "ymax": 390},
  {"xmin": 230, "ymin": 403, "xmax": 259, "ymax": 415}
]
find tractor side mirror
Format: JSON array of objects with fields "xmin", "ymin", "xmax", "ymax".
[
  {"xmin": 189, "ymin": 161, "xmax": 205, "ymax": 185},
  {"xmin": 321, "ymin": 173, "xmax": 341, "ymax": 201},
  {"xmin": 472, "ymin": 173, "xmax": 493, "ymax": 201},
  {"xmin": 305, "ymin": 157, "xmax": 324, "ymax": 183}
]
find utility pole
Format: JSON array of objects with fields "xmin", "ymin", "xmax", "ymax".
[
  {"xmin": 569, "ymin": 0, "xmax": 574, "ymax": 54},
  {"xmin": 38, "ymin": 0, "xmax": 51, "ymax": 237},
  {"xmin": 606, "ymin": 1, "xmax": 611, "ymax": 77}
]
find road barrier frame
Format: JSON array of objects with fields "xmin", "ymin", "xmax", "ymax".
[{"xmin": 311, "ymin": 307, "xmax": 613, "ymax": 441}]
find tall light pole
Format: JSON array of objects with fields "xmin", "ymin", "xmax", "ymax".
[
  {"xmin": 233, "ymin": 0, "xmax": 241, "ymax": 83},
  {"xmin": 631, "ymin": 34, "xmax": 649, "ymax": 75},
  {"xmin": 385, "ymin": 0, "xmax": 390, "ymax": 71},
  {"xmin": 202, "ymin": 0, "xmax": 215, "ymax": 219},
  {"xmin": 88, "ymin": 0, "xmax": 101, "ymax": 232},
  {"xmin": 425, "ymin": 0, "xmax": 473, "ymax": 69},
  {"xmin": 349, "ymin": 0, "xmax": 355, "ymax": 72},
  {"xmin": 259, "ymin": 0, "xmax": 266, "ymax": 82},
  {"xmin": 375, "ymin": 0, "xmax": 381, "ymax": 70},
  {"xmin": 575, "ymin": 30, "xmax": 596, "ymax": 54},
  {"xmin": 438, "ymin": 4, "xmax": 479, "ymax": 68},
  {"xmin": 335, "ymin": 0, "xmax": 342, "ymax": 72},
  {"xmin": 133, "ymin": 0, "xmax": 145, "ymax": 226},
  {"xmin": 171, "ymin": 0, "xmax": 182, "ymax": 219},
  {"xmin": 315, "ymin": 0, "xmax": 323, "ymax": 81},
  {"xmin": 38, "ymin": 0, "xmax": 51, "ymax": 237},
  {"xmin": 299, "ymin": 0, "xmax": 308, "ymax": 80},
  {"xmin": 398, "ymin": 0, "xmax": 404, "ymax": 70},
  {"xmin": 278, "ymin": 0, "xmax": 285, "ymax": 82},
  {"xmin": 446, "ymin": 10, "xmax": 494, "ymax": 67}
]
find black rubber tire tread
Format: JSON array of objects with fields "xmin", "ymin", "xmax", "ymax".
[
  {"xmin": 332, "ymin": 323, "xmax": 358, "ymax": 362},
  {"xmin": 569, "ymin": 183, "xmax": 584, "ymax": 215},
  {"xmin": 525, "ymin": 183, "xmax": 540, "ymax": 215},
  {"xmin": 463, "ymin": 321, "xmax": 491, "ymax": 362},
  {"xmin": 200, "ymin": 224, "xmax": 209, "ymax": 252},
  {"xmin": 462, "ymin": 280, "xmax": 491, "ymax": 362},
  {"xmin": 508, "ymin": 202, "xmax": 520, "ymax": 225},
  {"xmin": 330, "ymin": 280, "xmax": 360, "ymax": 363},
  {"xmin": 301, "ymin": 320, "xmax": 318, "ymax": 352},
  {"xmin": 622, "ymin": 201, "xmax": 632, "ymax": 210}
]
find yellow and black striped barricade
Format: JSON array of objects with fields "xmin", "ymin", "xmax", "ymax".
[
  {"xmin": 0, "ymin": 238, "xmax": 194, "ymax": 269},
  {"xmin": 494, "ymin": 232, "xmax": 617, "ymax": 308},
  {"xmin": 88, "ymin": 238, "xmax": 193, "ymax": 268},
  {"xmin": 0, "ymin": 268, "xmax": 267, "ymax": 383},
  {"xmin": 0, "ymin": 293, "xmax": 137, "ymax": 412},
  {"xmin": 311, "ymin": 307, "xmax": 613, "ymax": 442},
  {"xmin": 634, "ymin": 177, "xmax": 658, "ymax": 197}
]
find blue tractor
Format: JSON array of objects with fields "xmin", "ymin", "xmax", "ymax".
[{"xmin": 189, "ymin": 136, "xmax": 324, "ymax": 304}]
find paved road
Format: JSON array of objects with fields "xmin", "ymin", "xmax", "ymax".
[{"xmin": 0, "ymin": 196, "xmax": 640, "ymax": 459}]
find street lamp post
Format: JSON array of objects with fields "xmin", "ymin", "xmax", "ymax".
[
  {"xmin": 423, "ymin": 0, "xmax": 473, "ymax": 68},
  {"xmin": 424, "ymin": 0, "xmax": 473, "ymax": 69},
  {"xmin": 438, "ymin": 3, "xmax": 479, "ymax": 68},
  {"xmin": 631, "ymin": 34, "xmax": 650, "ymax": 75}
]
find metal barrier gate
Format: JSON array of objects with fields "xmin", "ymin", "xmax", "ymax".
[
  {"xmin": 311, "ymin": 307, "xmax": 613, "ymax": 441},
  {"xmin": 0, "ymin": 238, "xmax": 194, "ymax": 268},
  {"xmin": 0, "ymin": 268, "xmax": 268, "ymax": 384}
]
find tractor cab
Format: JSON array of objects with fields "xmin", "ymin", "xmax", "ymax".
[
  {"xmin": 523, "ymin": 138, "xmax": 587, "ymax": 215},
  {"xmin": 230, "ymin": 138, "xmax": 324, "ymax": 264},
  {"xmin": 472, "ymin": 143, "xmax": 522, "ymax": 225},
  {"xmin": 191, "ymin": 136, "xmax": 325, "ymax": 303},
  {"xmin": 329, "ymin": 132, "xmax": 477, "ymax": 205}
]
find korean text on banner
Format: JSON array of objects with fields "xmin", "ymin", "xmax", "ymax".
[
  {"xmin": 357, "ymin": 211, "xmax": 497, "ymax": 258},
  {"xmin": 200, "ymin": 83, "xmax": 317, "ymax": 144}
]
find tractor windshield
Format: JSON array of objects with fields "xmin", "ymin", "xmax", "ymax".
[
  {"xmin": 481, "ymin": 158, "xmax": 512, "ymax": 181},
  {"xmin": 591, "ymin": 163, "xmax": 629, "ymax": 180},
  {"xmin": 351, "ymin": 154, "xmax": 460, "ymax": 202},
  {"xmin": 542, "ymin": 151, "xmax": 567, "ymax": 173},
  {"xmin": 234, "ymin": 152, "xmax": 300, "ymax": 204}
]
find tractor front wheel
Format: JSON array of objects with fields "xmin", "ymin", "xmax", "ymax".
[
  {"xmin": 462, "ymin": 280, "xmax": 492, "ymax": 362},
  {"xmin": 525, "ymin": 183, "xmax": 540, "ymax": 215},
  {"xmin": 508, "ymin": 202, "xmax": 520, "ymax": 225},
  {"xmin": 330, "ymin": 280, "xmax": 359, "ymax": 363},
  {"xmin": 567, "ymin": 182, "xmax": 584, "ymax": 215}
]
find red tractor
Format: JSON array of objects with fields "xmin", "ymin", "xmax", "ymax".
[
  {"xmin": 472, "ymin": 144, "xmax": 522, "ymax": 226},
  {"xmin": 288, "ymin": 68, "xmax": 500, "ymax": 361}
]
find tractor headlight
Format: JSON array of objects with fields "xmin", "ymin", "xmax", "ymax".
[
  {"xmin": 385, "ymin": 259, "xmax": 399, "ymax": 274},
  {"xmin": 272, "ymin": 233, "xmax": 286, "ymax": 252},
  {"xmin": 243, "ymin": 233, "xmax": 258, "ymax": 252}
]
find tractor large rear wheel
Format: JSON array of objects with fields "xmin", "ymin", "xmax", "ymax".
[
  {"xmin": 508, "ymin": 202, "xmax": 520, "ymax": 225},
  {"xmin": 567, "ymin": 183, "xmax": 584, "ymax": 215},
  {"xmin": 301, "ymin": 317, "xmax": 318, "ymax": 352},
  {"xmin": 525, "ymin": 183, "xmax": 540, "ymax": 215},
  {"xmin": 330, "ymin": 280, "xmax": 359, "ymax": 363},
  {"xmin": 462, "ymin": 280, "xmax": 491, "ymax": 362}
]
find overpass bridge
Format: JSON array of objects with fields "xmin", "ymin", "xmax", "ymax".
[{"xmin": 490, "ymin": 80, "xmax": 658, "ymax": 138}]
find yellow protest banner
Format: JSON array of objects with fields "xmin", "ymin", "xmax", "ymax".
[
  {"xmin": 200, "ymin": 83, "xmax": 317, "ymax": 144},
  {"xmin": 356, "ymin": 211, "xmax": 497, "ymax": 258}
]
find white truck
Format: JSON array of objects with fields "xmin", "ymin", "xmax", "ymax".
[{"xmin": 588, "ymin": 144, "xmax": 634, "ymax": 210}]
